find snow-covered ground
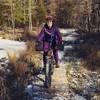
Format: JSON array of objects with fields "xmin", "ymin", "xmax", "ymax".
[
  {"xmin": 0, "ymin": 38, "xmax": 26, "ymax": 59},
  {"xmin": 59, "ymin": 28, "xmax": 77, "ymax": 35}
]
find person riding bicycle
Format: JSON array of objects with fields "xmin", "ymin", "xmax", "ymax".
[{"xmin": 37, "ymin": 15, "xmax": 62, "ymax": 68}]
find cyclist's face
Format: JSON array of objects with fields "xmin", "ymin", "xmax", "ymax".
[{"xmin": 47, "ymin": 20, "xmax": 53, "ymax": 28}]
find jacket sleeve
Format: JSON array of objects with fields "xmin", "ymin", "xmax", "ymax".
[
  {"xmin": 37, "ymin": 28, "xmax": 45, "ymax": 42},
  {"xmin": 55, "ymin": 27, "xmax": 62, "ymax": 43}
]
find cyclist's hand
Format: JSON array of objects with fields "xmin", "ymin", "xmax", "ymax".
[
  {"xmin": 57, "ymin": 41, "xmax": 63, "ymax": 50},
  {"xmin": 35, "ymin": 41, "xmax": 43, "ymax": 51},
  {"xmin": 35, "ymin": 41, "xmax": 39, "ymax": 50}
]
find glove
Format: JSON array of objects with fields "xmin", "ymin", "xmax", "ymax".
[
  {"xmin": 58, "ymin": 41, "xmax": 64, "ymax": 51},
  {"xmin": 35, "ymin": 41, "xmax": 43, "ymax": 51}
]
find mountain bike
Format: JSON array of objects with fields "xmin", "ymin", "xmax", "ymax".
[{"xmin": 44, "ymin": 35, "xmax": 55, "ymax": 88}]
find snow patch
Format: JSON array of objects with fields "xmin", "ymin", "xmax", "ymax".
[{"xmin": 0, "ymin": 39, "xmax": 26, "ymax": 59}]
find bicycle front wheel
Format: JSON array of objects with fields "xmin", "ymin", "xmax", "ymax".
[{"xmin": 44, "ymin": 61, "xmax": 52, "ymax": 88}]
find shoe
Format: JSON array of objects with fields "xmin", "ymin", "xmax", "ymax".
[{"xmin": 55, "ymin": 64, "xmax": 60, "ymax": 68}]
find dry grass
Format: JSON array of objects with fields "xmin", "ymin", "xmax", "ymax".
[
  {"xmin": 23, "ymin": 41, "xmax": 42, "ymax": 68},
  {"xmin": 7, "ymin": 52, "xmax": 29, "ymax": 86},
  {"xmin": 7, "ymin": 52, "xmax": 17, "ymax": 67},
  {"xmin": 0, "ymin": 33, "xmax": 23, "ymax": 41},
  {"xmin": 66, "ymin": 61, "xmax": 100, "ymax": 100},
  {"xmin": 26, "ymin": 40, "xmax": 36, "ymax": 51},
  {"xmin": 0, "ymin": 27, "xmax": 40, "ymax": 41},
  {"xmin": 7, "ymin": 40, "xmax": 42, "ymax": 85},
  {"xmin": 1, "ymin": 39, "xmax": 43, "ymax": 99},
  {"xmin": 23, "ymin": 26, "xmax": 40, "ymax": 41},
  {"xmin": 18, "ymin": 49, "xmax": 42, "ymax": 69},
  {"xmin": 0, "ymin": 76, "xmax": 10, "ymax": 100},
  {"xmin": 79, "ymin": 42, "xmax": 100, "ymax": 72}
]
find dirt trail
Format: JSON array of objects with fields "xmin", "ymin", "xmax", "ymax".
[
  {"xmin": 29, "ymin": 62, "xmax": 71, "ymax": 100},
  {"xmin": 52, "ymin": 63, "xmax": 68, "ymax": 86}
]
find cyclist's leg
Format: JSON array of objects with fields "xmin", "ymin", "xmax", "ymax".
[
  {"xmin": 43, "ymin": 42, "xmax": 50, "ymax": 68},
  {"xmin": 52, "ymin": 43, "xmax": 59, "ymax": 68},
  {"xmin": 43, "ymin": 51, "xmax": 48, "ymax": 67},
  {"xmin": 53, "ymin": 49, "xmax": 59, "ymax": 64}
]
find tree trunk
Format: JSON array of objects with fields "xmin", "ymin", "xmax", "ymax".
[
  {"xmin": 23, "ymin": 0, "xmax": 26, "ymax": 25},
  {"xmin": 29, "ymin": 0, "xmax": 32, "ymax": 33},
  {"xmin": 10, "ymin": 0, "xmax": 15, "ymax": 34}
]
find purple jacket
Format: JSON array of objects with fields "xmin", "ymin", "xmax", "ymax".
[{"xmin": 37, "ymin": 24, "xmax": 62, "ymax": 45}]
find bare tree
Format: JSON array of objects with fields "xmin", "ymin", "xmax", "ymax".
[
  {"xmin": 10, "ymin": 0, "xmax": 15, "ymax": 34},
  {"xmin": 29, "ymin": 0, "xmax": 32, "ymax": 32}
]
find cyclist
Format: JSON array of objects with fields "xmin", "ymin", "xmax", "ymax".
[{"xmin": 37, "ymin": 15, "xmax": 62, "ymax": 68}]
